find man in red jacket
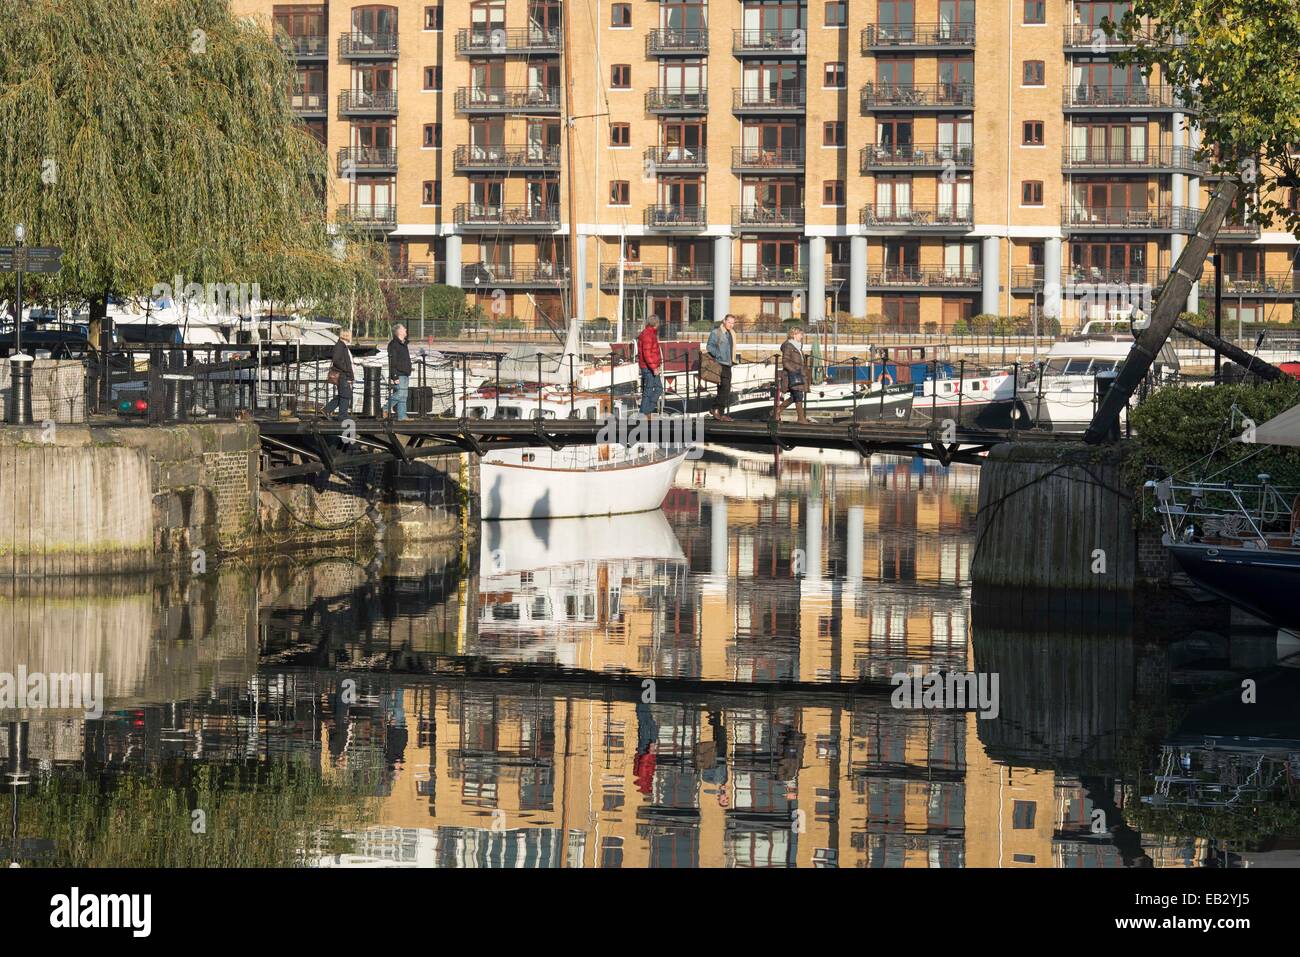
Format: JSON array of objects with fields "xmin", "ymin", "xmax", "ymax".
[{"xmin": 636, "ymin": 316, "xmax": 663, "ymax": 414}]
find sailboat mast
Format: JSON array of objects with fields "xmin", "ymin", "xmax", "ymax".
[{"xmin": 561, "ymin": 0, "xmax": 580, "ymax": 331}]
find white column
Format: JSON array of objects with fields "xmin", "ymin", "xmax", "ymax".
[
  {"xmin": 806, "ymin": 235, "xmax": 826, "ymax": 324},
  {"xmin": 804, "ymin": 495, "xmax": 823, "ymax": 583},
  {"xmin": 573, "ymin": 234, "xmax": 588, "ymax": 323},
  {"xmin": 850, "ymin": 235, "xmax": 868, "ymax": 319},
  {"xmin": 981, "ymin": 236, "xmax": 1001, "ymax": 315},
  {"xmin": 713, "ymin": 235, "xmax": 731, "ymax": 322},
  {"xmin": 445, "ymin": 234, "xmax": 463, "ymax": 288},
  {"xmin": 846, "ymin": 505, "xmax": 864, "ymax": 589},
  {"xmin": 1043, "ymin": 237, "xmax": 1062, "ymax": 322},
  {"xmin": 710, "ymin": 494, "xmax": 728, "ymax": 578}
]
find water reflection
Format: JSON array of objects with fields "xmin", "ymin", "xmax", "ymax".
[{"xmin": 3, "ymin": 450, "xmax": 1299, "ymax": 867}]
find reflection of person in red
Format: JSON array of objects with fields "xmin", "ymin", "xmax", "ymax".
[
  {"xmin": 634, "ymin": 698, "xmax": 659, "ymax": 795},
  {"xmin": 633, "ymin": 746, "xmax": 657, "ymax": 795}
]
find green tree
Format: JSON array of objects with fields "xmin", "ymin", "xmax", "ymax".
[{"xmin": 0, "ymin": 0, "xmax": 380, "ymax": 319}]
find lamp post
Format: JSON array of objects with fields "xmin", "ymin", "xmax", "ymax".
[{"xmin": 7, "ymin": 223, "xmax": 32, "ymax": 425}]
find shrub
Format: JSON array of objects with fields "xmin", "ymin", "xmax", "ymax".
[
  {"xmin": 923, "ymin": 321, "xmax": 939, "ymax": 335},
  {"xmin": 970, "ymin": 313, "xmax": 997, "ymax": 335},
  {"xmin": 951, "ymin": 319, "xmax": 970, "ymax": 336}
]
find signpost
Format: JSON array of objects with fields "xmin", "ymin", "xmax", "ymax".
[{"xmin": 2, "ymin": 227, "xmax": 63, "ymax": 424}]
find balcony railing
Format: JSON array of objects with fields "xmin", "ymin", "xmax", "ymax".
[
  {"xmin": 337, "ymin": 204, "xmax": 396, "ymax": 227},
  {"xmin": 290, "ymin": 92, "xmax": 328, "ymax": 114},
  {"xmin": 645, "ymin": 88, "xmax": 708, "ymax": 112},
  {"xmin": 453, "ymin": 203, "xmax": 561, "ymax": 228},
  {"xmin": 1062, "ymin": 84, "xmax": 1178, "ymax": 110},
  {"xmin": 462, "ymin": 262, "xmax": 567, "ymax": 286},
  {"xmin": 860, "ymin": 204, "xmax": 973, "ymax": 228},
  {"xmin": 338, "ymin": 90, "xmax": 397, "ymax": 115},
  {"xmin": 860, "ymin": 143, "xmax": 974, "ymax": 170},
  {"xmin": 1010, "ymin": 266, "xmax": 1045, "ymax": 289},
  {"xmin": 732, "ymin": 29, "xmax": 807, "ymax": 54},
  {"xmin": 393, "ymin": 262, "xmax": 446, "ymax": 284},
  {"xmin": 600, "ymin": 264, "xmax": 713, "ymax": 287},
  {"xmin": 1200, "ymin": 271, "xmax": 1300, "ymax": 295},
  {"xmin": 337, "ymin": 147, "xmax": 398, "ymax": 174},
  {"xmin": 861, "ymin": 82, "xmax": 974, "ymax": 109},
  {"xmin": 1061, "ymin": 145, "xmax": 1207, "ymax": 173},
  {"xmin": 732, "ymin": 205, "xmax": 805, "ymax": 229},
  {"xmin": 644, "ymin": 205, "xmax": 708, "ymax": 229},
  {"xmin": 861, "ymin": 22, "xmax": 976, "ymax": 49},
  {"xmin": 1062, "ymin": 205, "xmax": 1199, "ymax": 230},
  {"xmin": 1215, "ymin": 218, "xmax": 1263, "ymax": 240},
  {"xmin": 647, "ymin": 29, "xmax": 709, "ymax": 55},
  {"xmin": 732, "ymin": 147, "xmax": 805, "ymax": 170},
  {"xmin": 1064, "ymin": 268, "xmax": 1164, "ymax": 288},
  {"xmin": 454, "ymin": 27, "xmax": 561, "ymax": 55},
  {"xmin": 338, "ymin": 31, "xmax": 398, "ymax": 57},
  {"xmin": 732, "ymin": 88, "xmax": 806, "ymax": 112},
  {"xmin": 276, "ymin": 34, "xmax": 329, "ymax": 58},
  {"xmin": 732, "ymin": 265, "xmax": 808, "ymax": 286},
  {"xmin": 645, "ymin": 146, "xmax": 708, "ymax": 170},
  {"xmin": 455, "ymin": 86, "xmax": 562, "ymax": 113},
  {"xmin": 864, "ymin": 267, "xmax": 982, "ymax": 288},
  {"xmin": 1063, "ymin": 23, "xmax": 1137, "ymax": 50},
  {"xmin": 453, "ymin": 144, "xmax": 561, "ymax": 171}
]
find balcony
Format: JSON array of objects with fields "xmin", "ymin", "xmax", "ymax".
[
  {"xmin": 1200, "ymin": 271, "xmax": 1300, "ymax": 297},
  {"xmin": 1061, "ymin": 145, "xmax": 1207, "ymax": 174},
  {"xmin": 732, "ymin": 205, "xmax": 805, "ymax": 230},
  {"xmin": 337, "ymin": 204, "xmax": 396, "ymax": 228},
  {"xmin": 732, "ymin": 88, "xmax": 806, "ymax": 113},
  {"xmin": 646, "ymin": 146, "xmax": 708, "ymax": 172},
  {"xmin": 338, "ymin": 31, "xmax": 398, "ymax": 58},
  {"xmin": 645, "ymin": 88, "xmax": 708, "ymax": 113},
  {"xmin": 393, "ymin": 262, "xmax": 446, "ymax": 284},
  {"xmin": 1010, "ymin": 266, "xmax": 1045, "ymax": 291},
  {"xmin": 860, "ymin": 204, "xmax": 973, "ymax": 230},
  {"xmin": 732, "ymin": 265, "xmax": 807, "ymax": 288},
  {"xmin": 290, "ymin": 91, "xmax": 328, "ymax": 117},
  {"xmin": 1215, "ymin": 218, "xmax": 1263, "ymax": 241},
  {"xmin": 454, "ymin": 28, "xmax": 562, "ymax": 55},
  {"xmin": 338, "ymin": 90, "xmax": 397, "ymax": 116},
  {"xmin": 860, "ymin": 143, "xmax": 973, "ymax": 172},
  {"xmin": 644, "ymin": 205, "xmax": 707, "ymax": 230},
  {"xmin": 462, "ymin": 262, "xmax": 568, "ymax": 288},
  {"xmin": 861, "ymin": 82, "xmax": 974, "ymax": 111},
  {"xmin": 1063, "ymin": 23, "xmax": 1138, "ymax": 52},
  {"xmin": 863, "ymin": 267, "xmax": 982, "ymax": 290},
  {"xmin": 861, "ymin": 22, "xmax": 976, "ymax": 51},
  {"xmin": 455, "ymin": 86, "xmax": 562, "ymax": 114},
  {"xmin": 1061, "ymin": 205, "xmax": 1199, "ymax": 232},
  {"xmin": 732, "ymin": 147, "xmax": 805, "ymax": 172},
  {"xmin": 732, "ymin": 30, "xmax": 807, "ymax": 56},
  {"xmin": 600, "ymin": 263, "xmax": 713, "ymax": 288},
  {"xmin": 276, "ymin": 34, "xmax": 329, "ymax": 59},
  {"xmin": 647, "ymin": 29, "xmax": 709, "ymax": 55},
  {"xmin": 1064, "ymin": 267, "xmax": 1164, "ymax": 289},
  {"xmin": 1062, "ymin": 84, "xmax": 1179, "ymax": 111},
  {"xmin": 453, "ymin": 203, "xmax": 561, "ymax": 230},
  {"xmin": 453, "ymin": 144, "xmax": 561, "ymax": 172},
  {"xmin": 337, "ymin": 147, "xmax": 397, "ymax": 175}
]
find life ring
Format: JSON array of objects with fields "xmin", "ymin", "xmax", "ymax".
[{"xmin": 879, "ymin": 372, "xmax": 894, "ymax": 386}]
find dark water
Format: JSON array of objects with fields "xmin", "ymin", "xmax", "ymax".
[{"xmin": 3, "ymin": 447, "xmax": 1298, "ymax": 868}]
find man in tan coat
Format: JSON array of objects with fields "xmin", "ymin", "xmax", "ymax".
[{"xmin": 775, "ymin": 326, "xmax": 810, "ymax": 423}]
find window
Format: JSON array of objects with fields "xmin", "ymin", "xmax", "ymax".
[
  {"xmin": 1012, "ymin": 801, "xmax": 1037, "ymax": 829},
  {"xmin": 611, "ymin": 64, "xmax": 631, "ymax": 89},
  {"xmin": 610, "ymin": 122, "xmax": 630, "ymax": 146},
  {"xmin": 825, "ymin": 0, "xmax": 847, "ymax": 27},
  {"xmin": 823, "ymin": 121, "xmax": 845, "ymax": 146},
  {"xmin": 824, "ymin": 62, "xmax": 846, "ymax": 88},
  {"xmin": 624, "ymin": 239, "xmax": 641, "ymax": 261},
  {"xmin": 423, "ymin": 123, "xmax": 442, "ymax": 148},
  {"xmin": 823, "ymin": 180, "xmax": 844, "ymax": 206},
  {"xmin": 1021, "ymin": 180, "xmax": 1044, "ymax": 205},
  {"xmin": 610, "ymin": 180, "xmax": 630, "ymax": 205},
  {"xmin": 422, "ymin": 180, "xmax": 440, "ymax": 205},
  {"xmin": 611, "ymin": 3, "xmax": 631, "ymax": 27},
  {"xmin": 1022, "ymin": 121, "xmax": 1044, "ymax": 145},
  {"xmin": 1023, "ymin": 0, "xmax": 1045, "ymax": 24},
  {"xmin": 1023, "ymin": 60, "xmax": 1045, "ymax": 86},
  {"xmin": 423, "ymin": 66, "xmax": 442, "ymax": 91},
  {"xmin": 423, "ymin": 5, "xmax": 442, "ymax": 30}
]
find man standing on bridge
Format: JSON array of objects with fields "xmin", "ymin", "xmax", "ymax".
[
  {"xmin": 636, "ymin": 315, "xmax": 662, "ymax": 415},
  {"xmin": 706, "ymin": 313, "xmax": 737, "ymax": 421},
  {"xmin": 383, "ymin": 324, "xmax": 412, "ymax": 421},
  {"xmin": 323, "ymin": 328, "xmax": 354, "ymax": 420}
]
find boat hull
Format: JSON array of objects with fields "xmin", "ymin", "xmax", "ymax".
[
  {"xmin": 480, "ymin": 447, "xmax": 689, "ymax": 520},
  {"xmin": 1168, "ymin": 542, "xmax": 1300, "ymax": 627}
]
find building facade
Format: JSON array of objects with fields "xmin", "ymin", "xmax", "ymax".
[{"xmin": 234, "ymin": 0, "xmax": 1300, "ymax": 334}]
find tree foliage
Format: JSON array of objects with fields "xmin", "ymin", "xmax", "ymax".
[
  {"xmin": 0, "ymin": 0, "xmax": 381, "ymax": 316},
  {"xmin": 1111, "ymin": 1, "xmax": 1300, "ymax": 233}
]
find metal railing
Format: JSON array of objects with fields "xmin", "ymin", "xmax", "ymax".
[
  {"xmin": 1062, "ymin": 84, "xmax": 1179, "ymax": 109},
  {"xmin": 290, "ymin": 92, "xmax": 328, "ymax": 114},
  {"xmin": 454, "ymin": 86, "xmax": 562, "ymax": 112},
  {"xmin": 453, "ymin": 203, "xmax": 561, "ymax": 228},
  {"xmin": 276, "ymin": 34, "xmax": 329, "ymax": 57},
  {"xmin": 452, "ymin": 144, "xmax": 561, "ymax": 170},
  {"xmin": 732, "ymin": 88, "xmax": 807, "ymax": 111},
  {"xmin": 454, "ymin": 27, "xmax": 562, "ymax": 54},
  {"xmin": 338, "ymin": 90, "xmax": 397, "ymax": 115},
  {"xmin": 860, "ymin": 143, "xmax": 974, "ymax": 168},
  {"xmin": 732, "ymin": 29, "xmax": 807, "ymax": 53},
  {"xmin": 338, "ymin": 31, "xmax": 398, "ymax": 57},
  {"xmin": 647, "ymin": 28, "xmax": 709, "ymax": 54},
  {"xmin": 337, "ymin": 204, "xmax": 396, "ymax": 227},
  {"xmin": 731, "ymin": 265, "xmax": 807, "ymax": 286},
  {"xmin": 861, "ymin": 22, "xmax": 976, "ymax": 48},
  {"xmin": 644, "ymin": 205, "xmax": 707, "ymax": 228},
  {"xmin": 646, "ymin": 145, "xmax": 708, "ymax": 169},
  {"xmin": 863, "ymin": 267, "xmax": 982, "ymax": 287},
  {"xmin": 1061, "ymin": 205, "xmax": 1199, "ymax": 230},
  {"xmin": 462, "ymin": 262, "xmax": 567, "ymax": 286},
  {"xmin": 600, "ymin": 263, "xmax": 713, "ymax": 286},
  {"xmin": 337, "ymin": 146, "xmax": 397, "ymax": 174},
  {"xmin": 732, "ymin": 205, "xmax": 805, "ymax": 229},
  {"xmin": 861, "ymin": 204, "xmax": 974, "ymax": 227},
  {"xmin": 732, "ymin": 147, "xmax": 805, "ymax": 169},
  {"xmin": 645, "ymin": 88, "xmax": 709, "ymax": 111},
  {"xmin": 861, "ymin": 82, "xmax": 974, "ymax": 109},
  {"xmin": 1060, "ymin": 145, "xmax": 1207, "ymax": 172}
]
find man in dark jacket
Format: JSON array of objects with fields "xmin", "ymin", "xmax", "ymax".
[
  {"xmin": 636, "ymin": 316, "xmax": 662, "ymax": 414},
  {"xmin": 323, "ymin": 329, "xmax": 354, "ymax": 420},
  {"xmin": 382, "ymin": 324, "xmax": 412, "ymax": 420}
]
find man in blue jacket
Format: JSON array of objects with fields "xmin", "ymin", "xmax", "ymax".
[{"xmin": 706, "ymin": 313, "xmax": 737, "ymax": 421}]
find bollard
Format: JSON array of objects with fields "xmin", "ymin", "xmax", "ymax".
[
  {"xmin": 362, "ymin": 365, "xmax": 380, "ymax": 417},
  {"xmin": 6, "ymin": 354, "xmax": 34, "ymax": 425}
]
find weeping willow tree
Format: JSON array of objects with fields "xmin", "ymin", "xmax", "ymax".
[{"xmin": 0, "ymin": 0, "xmax": 383, "ymax": 321}]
